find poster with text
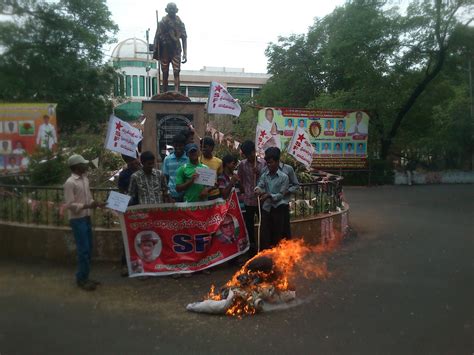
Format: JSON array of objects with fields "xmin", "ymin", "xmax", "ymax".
[
  {"xmin": 257, "ymin": 107, "xmax": 369, "ymax": 169},
  {"xmin": 0, "ymin": 103, "xmax": 58, "ymax": 174},
  {"xmin": 120, "ymin": 192, "xmax": 249, "ymax": 276}
]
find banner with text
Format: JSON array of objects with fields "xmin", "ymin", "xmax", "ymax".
[
  {"xmin": 207, "ymin": 81, "xmax": 242, "ymax": 117},
  {"xmin": 287, "ymin": 126, "xmax": 315, "ymax": 168},
  {"xmin": 105, "ymin": 115, "xmax": 143, "ymax": 158},
  {"xmin": 0, "ymin": 103, "xmax": 58, "ymax": 174},
  {"xmin": 257, "ymin": 107, "xmax": 370, "ymax": 169},
  {"xmin": 120, "ymin": 192, "xmax": 249, "ymax": 276}
]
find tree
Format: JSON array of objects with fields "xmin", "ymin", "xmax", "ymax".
[
  {"xmin": 260, "ymin": 0, "xmax": 473, "ymax": 162},
  {"xmin": 0, "ymin": 0, "xmax": 118, "ymax": 131}
]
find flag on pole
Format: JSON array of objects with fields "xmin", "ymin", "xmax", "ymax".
[
  {"xmin": 255, "ymin": 124, "xmax": 272, "ymax": 157},
  {"xmin": 287, "ymin": 126, "xmax": 314, "ymax": 168},
  {"xmin": 105, "ymin": 115, "xmax": 143, "ymax": 158},
  {"xmin": 207, "ymin": 81, "xmax": 241, "ymax": 117}
]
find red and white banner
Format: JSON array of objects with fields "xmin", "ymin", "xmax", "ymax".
[
  {"xmin": 287, "ymin": 126, "xmax": 314, "ymax": 168},
  {"xmin": 255, "ymin": 124, "xmax": 274, "ymax": 157},
  {"xmin": 119, "ymin": 192, "xmax": 249, "ymax": 276},
  {"xmin": 207, "ymin": 82, "xmax": 241, "ymax": 117},
  {"xmin": 104, "ymin": 115, "xmax": 142, "ymax": 158}
]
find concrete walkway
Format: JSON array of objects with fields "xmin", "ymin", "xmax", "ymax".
[{"xmin": 0, "ymin": 185, "xmax": 473, "ymax": 354}]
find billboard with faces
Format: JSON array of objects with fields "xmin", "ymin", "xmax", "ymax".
[{"xmin": 256, "ymin": 107, "xmax": 369, "ymax": 169}]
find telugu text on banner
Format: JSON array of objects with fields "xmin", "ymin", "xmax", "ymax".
[
  {"xmin": 207, "ymin": 82, "xmax": 242, "ymax": 117},
  {"xmin": 120, "ymin": 192, "xmax": 249, "ymax": 276},
  {"xmin": 287, "ymin": 126, "xmax": 314, "ymax": 168},
  {"xmin": 104, "ymin": 115, "xmax": 143, "ymax": 158}
]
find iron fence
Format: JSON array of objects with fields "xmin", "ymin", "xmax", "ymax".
[
  {"xmin": 290, "ymin": 175, "xmax": 344, "ymax": 219},
  {"xmin": 0, "ymin": 176, "xmax": 343, "ymax": 228},
  {"xmin": 0, "ymin": 185, "xmax": 118, "ymax": 228}
]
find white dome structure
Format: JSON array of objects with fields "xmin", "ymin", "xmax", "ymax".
[{"xmin": 111, "ymin": 38, "xmax": 150, "ymax": 61}]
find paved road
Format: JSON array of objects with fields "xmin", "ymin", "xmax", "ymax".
[{"xmin": 0, "ymin": 185, "xmax": 473, "ymax": 354}]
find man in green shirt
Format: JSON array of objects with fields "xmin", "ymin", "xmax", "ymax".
[{"xmin": 176, "ymin": 143, "xmax": 209, "ymax": 202}]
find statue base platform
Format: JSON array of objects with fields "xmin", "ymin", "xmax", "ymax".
[{"xmin": 142, "ymin": 97, "xmax": 206, "ymax": 163}]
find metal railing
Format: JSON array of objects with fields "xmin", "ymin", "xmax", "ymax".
[
  {"xmin": 0, "ymin": 185, "xmax": 118, "ymax": 228},
  {"xmin": 289, "ymin": 174, "xmax": 344, "ymax": 219},
  {"xmin": 0, "ymin": 176, "xmax": 343, "ymax": 228}
]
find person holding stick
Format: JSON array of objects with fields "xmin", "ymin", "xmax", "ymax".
[
  {"xmin": 237, "ymin": 141, "xmax": 266, "ymax": 255},
  {"xmin": 254, "ymin": 147, "xmax": 290, "ymax": 250}
]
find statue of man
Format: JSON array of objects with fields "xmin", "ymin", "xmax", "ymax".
[{"xmin": 153, "ymin": 2, "xmax": 187, "ymax": 93}]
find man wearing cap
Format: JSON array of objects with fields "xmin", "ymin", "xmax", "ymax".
[
  {"xmin": 64, "ymin": 154, "xmax": 105, "ymax": 291},
  {"xmin": 138, "ymin": 233, "xmax": 159, "ymax": 263},
  {"xmin": 175, "ymin": 143, "xmax": 209, "ymax": 202}
]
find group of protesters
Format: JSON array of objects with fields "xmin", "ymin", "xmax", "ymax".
[{"xmin": 64, "ymin": 127, "xmax": 300, "ymax": 291}]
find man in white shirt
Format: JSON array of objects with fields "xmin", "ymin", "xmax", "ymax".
[
  {"xmin": 12, "ymin": 141, "xmax": 26, "ymax": 155},
  {"xmin": 0, "ymin": 141, "xmax": 11, "ymax": 154},
  {"xmin": 345, "ymin": 143, "xmax": 355, "ymax": 154},
  {"xmin": 348, "ymin": 112, "xmax": 368, "ymax": 136},
  {"xmin": 6, "ymin": 156, "xmax": 19, "ymax": 172},
  {"xmin": 36, "ymin": 115, "xmax": 57, "ymax": 149},
  {"xmin": 321, "ymin": 142, "xmax": 331, "ymax": 154},
  {"xmin": 261, "ymin": 108, "xmax": 281, "ymax": 151}
]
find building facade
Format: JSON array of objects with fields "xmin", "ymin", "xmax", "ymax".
[{"xmin": 111, "ymin": 38, "xmax": 271, "ymax": 104}]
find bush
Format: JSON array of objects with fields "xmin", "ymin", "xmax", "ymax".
[
  {"xmin": 28, "ymin": 149, "xmax": 69, "ymax": 186},
  {"xmin": 26, "ymin": 128, "xmax": 125, "ymax": 187}
]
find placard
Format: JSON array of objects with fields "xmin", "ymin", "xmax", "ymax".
[
  {"xmin": 195, "ymin": 167, "xmax": 217, "ymax": 186},
  {"xmin": 106, "ymin": 191, "xmax": 131, "ymax": 213}
]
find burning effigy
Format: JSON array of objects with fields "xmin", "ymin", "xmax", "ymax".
[{"xmin": 186, "ymin": 238, "xmax": 339, "ymax": 316}]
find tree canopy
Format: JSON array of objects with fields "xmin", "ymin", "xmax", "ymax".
[
  {"xmin": 0, "ymin": 0, "xmax": 118, "ymax": 131},
  {"xmin": 259, "ymin": 0, "xmax": 473, "ymax": 167}
]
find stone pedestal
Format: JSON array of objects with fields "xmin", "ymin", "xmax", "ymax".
[{"xmin": 142, "ymin": 100, "xmax": 206, "ymax": 163}]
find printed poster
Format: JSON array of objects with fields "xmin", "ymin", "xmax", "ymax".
[
  {"xmin": 120, "ymin": 192, "xmax": 249, "ymax": 276},
  {"xmin": 257, "ymin": 107, "xmax": 370, "ymax": 169},
  {"xmin": 0, "ymin": 103, "xmax": 58, "ymax": 174}
]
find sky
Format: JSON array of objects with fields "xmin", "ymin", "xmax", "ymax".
[{"xmin": 105, "ymin": 0, "xmax": 345, "ymax": 73}]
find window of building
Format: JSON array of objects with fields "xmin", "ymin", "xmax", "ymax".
[
  {"xmin": 125, "ymin": 75, "xmax": 131, "ymax": 96},
  {"xmin": 119, "ymin": 75, "xmax": 125, "ymax": 96},
  {"xmin": 228, "ymin": 87, "xmax": 252, "ymax": 99},
  {"xmin": 132, "ymin": 76, "xmax": 138, "ymax": 96},
  {"xmin": 164, "ymin": 85, "xmax": 187, "ymax": 95},
  {"xmin": 139, "ymin": 76, "xmax": 145, "ymax": 97},
  {"xmin": 188, "ymin": 86, "xmax": 209, "ymax": 98},
  {"xmin": 152, "ymin": 78, "xmax": 157, "ymax": 96}
]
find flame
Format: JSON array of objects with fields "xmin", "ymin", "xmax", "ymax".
[{"xmin": 207, "ymin": 236, "xmax": 342, "ymax": 317}]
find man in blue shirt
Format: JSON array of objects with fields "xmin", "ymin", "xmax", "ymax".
[
  {"xmin": 255, "ymin": 147, "xmax": 290, "ymax": 250},
  {"xmin": 162, "ymin": 134, "xmax": 189, "ymax": 202}
]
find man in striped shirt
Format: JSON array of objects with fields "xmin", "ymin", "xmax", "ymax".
[{"xmin": 129, "ymin": 151, "xmax": 171, "ymax": 205}]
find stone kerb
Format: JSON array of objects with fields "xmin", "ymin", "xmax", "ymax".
[{"xmin": 0, "ymin": 204, "xmax": 349, "ymax": 263}]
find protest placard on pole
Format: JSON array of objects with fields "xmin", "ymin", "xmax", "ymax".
[
  {"xmin": 255, "ymin": 124, "xmax": 273, "ymax": 157},
  {"xmin": 287, "ymin": 126, "xmax": 314, "ymax": 168},
  {"xmin": 104, "ymin": 115, "xmax": 143, "ymax": 158},
  {"xmin": 207, "ymin": 82, "xmax": 241, "ymax": 117}
]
